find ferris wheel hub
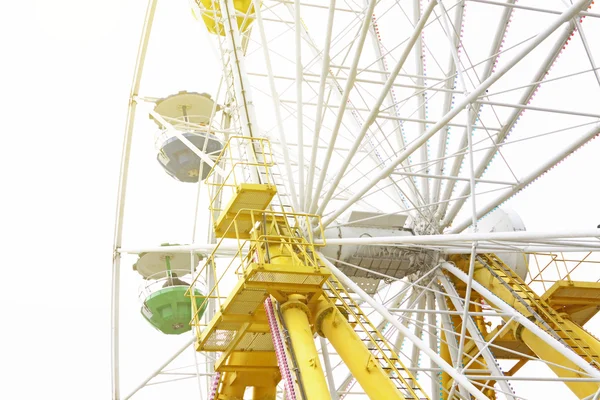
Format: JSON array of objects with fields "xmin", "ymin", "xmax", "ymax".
[{"xmin": 320, "ymin": 211, "xmax": 439, "ymax": 291}]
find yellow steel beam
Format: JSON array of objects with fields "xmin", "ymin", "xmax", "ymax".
[
  {"xmin": 450, "ymin": 254, "xmax": 600, "ymax": 398},
  {"xmin": 506, "ymin": 359, "xmax": 528, "ymax": 376},
  {"xmin": 314, "ymin": 297, "xmax": 405, "ymax": 400},
  {"xmin": 217, "ymin": 352, "xmax": 280, "ymax": 399},
  {"xmin": 281, "ymin": 295, "xmax": 332, "ymax": 400},
  {"xmin": 217, "ymin": 365, "xmax": 280, "ymax": 373},
  {"xmin": 520, "ymin": 326, "xmax": 599, "ymax": 398},
  {"xmin": 542, "ymin": 281, "xmax": 600, "ymax": 326}
]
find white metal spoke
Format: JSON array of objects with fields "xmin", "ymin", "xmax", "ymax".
[
  {"xmin": 435, "ymin": 0, "xmax": 516, "ymax": 220},
  {"xmin": 436, "ymin": 274, "xmax": 516, "ymax": 398},
  {"xmin": 440, "ymin": 6, "xmax": 590, "ymax": 228},
  {"xmin": 315, "ymin": 0, "xmax": 437, "ymax": 217},
  {"xmin": 448, "ymin": 122, "xmax": 600, "ymax": 233},
  {"xmin": 321, "ymin": 0, "xmax": 591, "ymax": 229},
  {"xmin": 309, "ymin": 0, "xmax": 377, "ymax": 214}
]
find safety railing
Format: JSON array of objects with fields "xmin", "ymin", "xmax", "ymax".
[
  {"xmin": 186, "ymin": 207, "xmax": 326, "ymax": 335},
  {"xmin": 204, "ymin": 136, "xmax": 276, "ymax": 222}
]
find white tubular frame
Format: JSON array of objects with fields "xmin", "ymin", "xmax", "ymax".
[
  {"xmin": 309, "ymin": 0, "xmax": 377, "ymax": 214},
  {"xmin": 123, "ymin": 337, "xmax": 197, "ymax": 399},
  {"xmin": 436, "ymin": 274, "xmax": 516, "ymax": 399},
  {"xmin": 435, "ymin": 0, "xmax": 516, "ymax": 219},
  {"xmin": 315, "ymin": 0, "xmax": 437, "ymax": 218},
  {"xmin": 448, "ymin": 122, "xmax": 600, "ymax": 233},
  {"xmin": 111, "ymin": 0, "xmax": 158, "ymax": 397},
  {"xmin": 440, "ymin": 6, "xmax": 589, "ymax": 228},
  {"xmin": 252, "ymin": 0, "xmax": 300, "ymax": 211},
  {"xmin": 321, "ymin": 0, "xmax": 591, "ymax": 228}
]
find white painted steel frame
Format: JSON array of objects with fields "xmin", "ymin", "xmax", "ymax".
[
  {"xmin": 309, "ymin": 0, "xmax": 377, "ymax": 215},
  {"xmin": 440, "ymin": 2, "xmax": 592, "ymax": 229},
  {"xmin": 124, "ymin": 337, "xmax": 197, "ymax": 399},
  {"xmin": 252, "ymin": 0, "xmax": 300, "ymax": 211},
  {"xmin": 320, "ymin": 0, "xmax": 592, "ymax": 228},
  {"xmin": 111, "ymin": 0, "xmax": 158, "ymax": 397},
  {"xmin": 448, "ymin": 122, "xmax": 600, "ymax": 233},
  {"xmin": 315, "ymin": 0, "xmax": 437, "ymax": 218},
  {"xmin": 437, "ymin": 274, "xmax": 516, "ymax": 399},
  {"xmin": 114, "ymin": 0, "xmax": 600, "ymax": 398}
]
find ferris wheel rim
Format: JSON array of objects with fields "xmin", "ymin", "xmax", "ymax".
[{"xmin": 110, "ymin": 0, "xmax": 600, "ymax": 398}]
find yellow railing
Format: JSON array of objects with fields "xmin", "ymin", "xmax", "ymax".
[
  {"xmin": 186, "ymin": 207, "xmax": 326, "ymax": 334},
  {"xmin": 205, "ymin": 136, "xmax": 275, "ymax": 218}
]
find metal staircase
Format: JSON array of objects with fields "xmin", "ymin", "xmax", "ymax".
[
  {"xmin": 323, "ymin": 276, "xmax": 430, "ymax": 400},
  {"xmin": 479, "ymin": 253, "xmax": 600, "ymax": 368}
]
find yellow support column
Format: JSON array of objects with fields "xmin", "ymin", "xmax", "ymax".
[
  {"xmin": 252, "ymin": 385, "xmax": 276, "ymax": 400},
  {"xmin": 314, "ymin": 297, "xmax": 405, "ymax": 400},
  {"xmin": 217, "ymin": 352, "xmax": 280, "ymax": 400},
  {"xmin": 219, "ymin": 371, "xmax": 246, "ymax": 400},
  {"xmin": 519, "ymin": 325, "xmax": 600, "ymax": 398},
  {"xmin": 280, "ymin": 295, "xmax": 332, "ymax": 400}
]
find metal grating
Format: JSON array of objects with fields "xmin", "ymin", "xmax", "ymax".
[
  {"xmin": 235, "ymin": 332, "xmax": 274, "ymax": 351},
  {"xmin": 250, "ymin": 271, "xmax": 323, "ymax": 285},
  {"xmin": 204, "ymin": 329, "xmax": 236, "ymax": 351},
  {"xmin": 226, "ymin": 288, "xmax": 267, "ymax": 314}
]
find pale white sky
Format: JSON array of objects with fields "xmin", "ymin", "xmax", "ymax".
[{"xmin": 1, "ymin": 0, "xmax": 599, "ymax": 399}]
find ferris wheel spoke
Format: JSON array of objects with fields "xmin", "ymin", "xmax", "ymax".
[
  {"xmin": 448, "ymin": 122, "xmax": 600, "ymax": 233},
  {"xmin": 412, "ymin": 0, "xmax": 431, "ymax": 206},
  {"xmin": 305, "ymin": 0, "xmax": 336, "ymax": 211},
  {"xmin": 436, "ymin": 273, "xmax": 517, "ymax": 398},
  {"xmin": 322, "ymin": 0, "xmax": 589, "ymax": 227},
  {"xmin": 366, "ymin": 7, "xmax": 417, "ymax": 180},
  {"xmin": 436, "ymin": 0, "xmax": 516, "ymax": 221},
  {"xmin": 430, "ymin": 0, "xmax": 469, "ymax": 208},
  {"xmin": 252, "ymin": 0, "xmax": 300, "ymax": 211},
  {"xmin": 571, "ymin": 14, "xmax": 600, "ymax": 88},
  {"xmin": 315, "ymin": 0, "xmax": 437, "ymax": 219},
  {"xmin": 272, "ymin": 99, "xmax": 406, "ymax": 211},
  {"xmin": 468, "ymin": 0, "xmax": 600, "ymax": 19},
  {"xmin": 441, "ymin": 10, "xmax": 589, "ymax": 229},
  {"xmin": 309, "ymin": 0, "xmax": 377, "ymax": 214}
]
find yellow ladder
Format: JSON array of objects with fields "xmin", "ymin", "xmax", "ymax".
[
  {"xmin": 323, "ymin": 276, "xmax": 430, "ymax": 400},
  {"xmin": 479, "ymin": 254, "xmax": 600, "ymax": 368}
]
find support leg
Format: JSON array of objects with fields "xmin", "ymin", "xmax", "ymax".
[
  {"xmin": 252, "ymin": 385, "xmax": 277, "ymax": 400},
  {"xmin": 281, "ymin": 295, "xmax": 331, "ymax": 399},
  {"xmin": 314, "ymin": 297, "xmax": 405, "ymax": 400}
]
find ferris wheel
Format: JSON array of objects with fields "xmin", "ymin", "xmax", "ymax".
[{"xmin": 111, "ymin": 0, "xmax": 600, "ymax": 399}]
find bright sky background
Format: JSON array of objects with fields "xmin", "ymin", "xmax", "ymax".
[{"xmin": 1, "ymin": 0, "xmax": 599, "ymax": 399}]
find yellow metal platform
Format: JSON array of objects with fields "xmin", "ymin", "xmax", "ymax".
[
  {"xmin": 196, "ymin": 262, "xmax": 331, "ymax": 372},
  {"xmin": 213, "ymin": 183, "xmax": 277, "ymax": 238},
  {"xmin": 541, "ymin": 280, "xmax": 600, "ymax": 326}
]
